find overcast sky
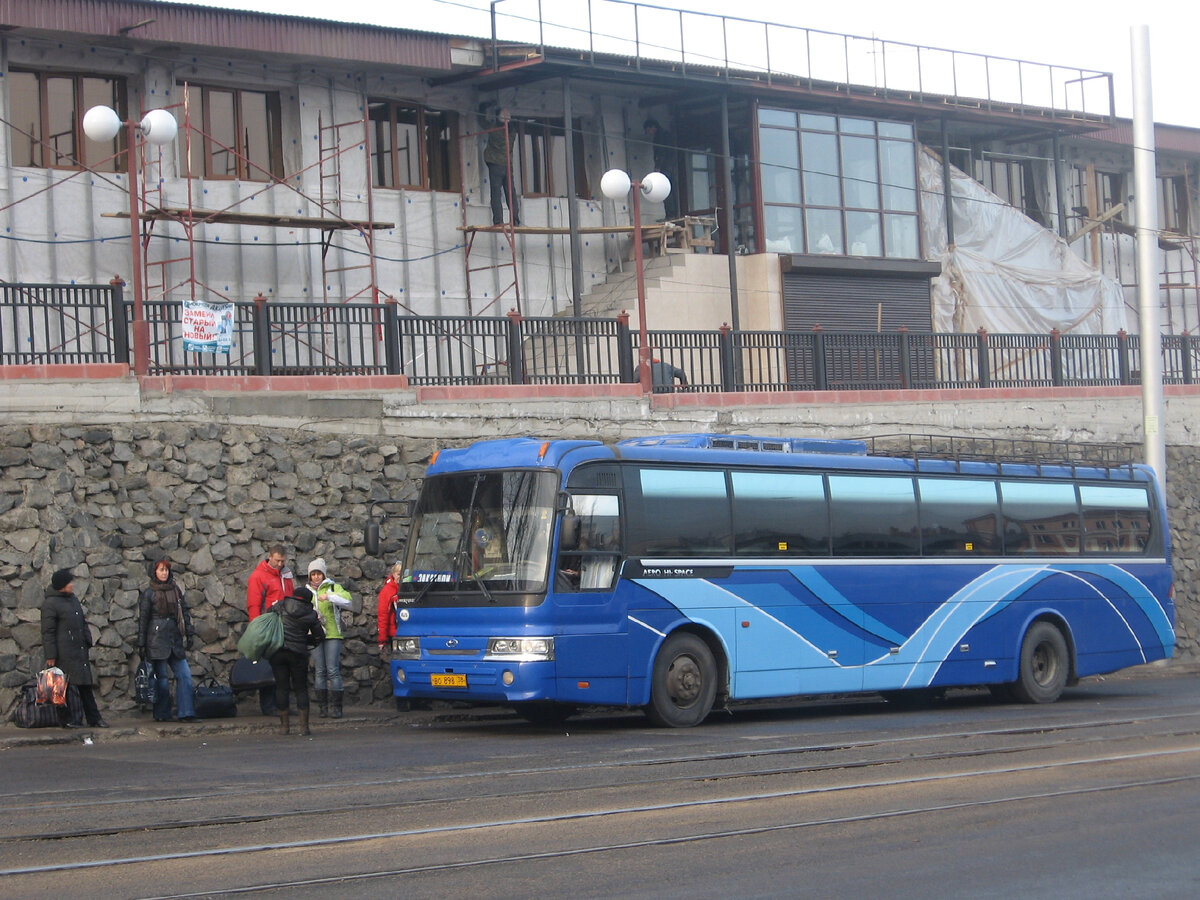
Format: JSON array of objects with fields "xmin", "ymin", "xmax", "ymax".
[{"xmin": 151, "ymin": 0, "xmax": 1195, "ymax": 127}]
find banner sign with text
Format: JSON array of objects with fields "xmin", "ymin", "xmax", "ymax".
[{"xmin": 182, "ymin": 299, "xmax": 234, "ymax": 354}]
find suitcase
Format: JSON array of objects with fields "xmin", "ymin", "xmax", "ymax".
[
  {"xmin": 229, "ymin": 656, "xmax": 275, "ymax": 692},
  {"xmin": 193, "ymin": 681, "xmax": 237, "ymax": 719}
]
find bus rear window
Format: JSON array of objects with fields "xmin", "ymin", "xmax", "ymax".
[{"xmin": 1079, "ymin": 484, "xmax": 1152, "ymax": 554}]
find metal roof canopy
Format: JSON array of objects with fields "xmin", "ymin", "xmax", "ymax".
[{"xmin": 447, "ymin": 51, "xmax": 1113, "ymax": 140}]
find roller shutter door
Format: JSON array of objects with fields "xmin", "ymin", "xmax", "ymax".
[{"xmin": 782, "ymin": 273, "xmax": 932, "ymax": 333}]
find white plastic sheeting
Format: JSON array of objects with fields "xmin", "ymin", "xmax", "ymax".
[{"xmin": 920, "ymin": 150, "xmax": 1128, "ymax": 336}]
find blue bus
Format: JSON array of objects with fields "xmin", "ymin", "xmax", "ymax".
[{"xmin": 385, "ymin": 434, "xmax": 1174, "ymax": 726}]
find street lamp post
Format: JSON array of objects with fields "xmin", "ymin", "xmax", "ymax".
[
  {"xmin": 600, "ymin": 168, "xmax": 671, "ymax": 394},
  {"xmin": 82, "ymin": 105, "xmax": 178, "ymax": 376}
]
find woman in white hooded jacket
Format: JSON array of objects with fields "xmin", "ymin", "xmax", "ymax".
[{"xmin": 298, "ymin": 557, "xmax": 354, "ymax": 718}]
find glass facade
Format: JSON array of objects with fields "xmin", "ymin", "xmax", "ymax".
[{"xmin": 758, "ymin": 108, "xmax": 919, "ymax": 259}]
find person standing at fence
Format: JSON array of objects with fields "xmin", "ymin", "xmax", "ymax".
[
  {"xmin": 269, "ymin": 593, "xmax": 324, "ymax": 736},
  {"xmin": 650, "ymin": 357, "xmax": 688, "ymax": 393},
  {"xmin": 298, "ymin": 557, "xmax": 354, "ymax": 719},
  {"xmin": 41, "ymin": 568, "xmax": 108, "ymax": 728},
  {"xmin": 245, "ymin": 544, "xmax": 294, "ymax": 715},
  {"xmin": 138, "ymin": 556, "xmax": 197, "ymax": 722}
]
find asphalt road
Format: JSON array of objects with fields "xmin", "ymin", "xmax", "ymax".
[{"xmin": 2, "ymin": 671, "xmax": 1199, "ymax": 899}]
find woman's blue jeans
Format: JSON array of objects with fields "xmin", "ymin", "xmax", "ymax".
[
  {"xmin": 311, "ymin": 639, "xmax": 343, "ymax": 691},
  {"xmin": 152, "ymin": 656, "xmax": 195, "ymax": 720}
]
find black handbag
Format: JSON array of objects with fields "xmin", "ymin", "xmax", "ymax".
[
  {"xmin": 193, "ymin": 680, "xmax": 237, "ymax": 719},
  {"xmin": 134, "ymin": 658, "xmax": 157, "ymax": 707},
  {"xmin": 230, "ymin": 656, "xmax": 275, "ymax": 692}
]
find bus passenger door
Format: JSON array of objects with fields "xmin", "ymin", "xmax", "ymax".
[{"xmin": 553, "ymin": 493, "xmax": 628, "ymax": 706}]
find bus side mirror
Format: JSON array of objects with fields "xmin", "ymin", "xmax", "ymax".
[
  {"xmin": 364, "ymin": 499, "xmax": 414, "ymax": 557},
  {"xmin": 560, "ymin": 515, "xmax": 580, "ymax": 551}
]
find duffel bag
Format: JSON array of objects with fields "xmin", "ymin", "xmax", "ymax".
[
  {"xmin": 230, "ymin": 656, "xmax": 275, "ymax": 692},
  {"xmin": 193, "ymin": 680, "xmax": 237, "ymax": 719},
  {"xmin": 236, "ymin": 609, "xmax": 283, "ymax": 661},
  {"xmin": 10, "ymin": 682, "xmax": 61, "ymax": 728}
]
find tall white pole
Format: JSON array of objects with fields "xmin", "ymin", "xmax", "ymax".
[{"xmin": 1131, "ymin": 25, "xmax": 1166, "ymax": 485}]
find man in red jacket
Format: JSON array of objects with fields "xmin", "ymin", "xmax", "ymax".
[
  {"xmin": 247, "ymin": 545, "xmax": 294, "ymax": 620},
  {"xmin": 245, "ymin": 545, "xmax": 294, "ymax": 714}
]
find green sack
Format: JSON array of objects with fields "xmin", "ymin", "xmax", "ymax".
[{"xmin": 237, "ymin": 609, "xmax": 284, "ymax": 660}]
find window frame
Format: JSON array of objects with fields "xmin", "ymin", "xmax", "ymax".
[
  {"xmin": 180, "ymin": 82, "xmax": 283, "ymax": 182},
  {"xmin": 367, "ymin": 99, "xmax": 461, "ymax": 193},
  {"xmin": 512, "ymin": 116, "xmax": 590, "ymax": 200},
  {"xmin": 1158, "ymin": 174, "xmax": 1189, "ymax": 234},
  {"xmin": 8, "ymin": 68, "xmax": 128, "ymax": 172}
]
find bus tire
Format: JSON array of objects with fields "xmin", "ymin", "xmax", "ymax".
[
  {"xmin": 646, "ymin": 632, "xmax": 717, "ymax": 728},
  {"xmin": 513, "ymin": 701, "xmax": 576, "ymax": 725},
  {"xmin": 1011, "ymin": 621, "xmax": 1069, "ymax": 704}
]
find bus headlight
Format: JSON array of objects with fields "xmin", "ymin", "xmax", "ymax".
[
  {"xmin": 392, "ymin": 637, "xmax": 420, "ymax": 659},
  {"xmin": 486, "ymin": 637, "xmax": 555, "ymax": 661}
]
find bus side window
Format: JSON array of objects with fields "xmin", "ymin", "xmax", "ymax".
[
  {"xmin": 1000, "ymin": 481, "xmax": 1080, "ymax": 556},
  {"xmin": 917, "ymin": 477, "xmax": 1000, "ymax": 556}
]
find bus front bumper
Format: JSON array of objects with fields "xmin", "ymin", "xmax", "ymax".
[{"xmin": 389, "ymin": 658, "xmax": 556, "ymax": 704}]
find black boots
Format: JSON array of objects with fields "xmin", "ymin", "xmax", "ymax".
[
  {"xmin": 332, "ymin": 690, "xmax": 343, "ymax": 719},
  {"xmin": 316, "ymin": 689, "xmax": 328, "ymax": 718}
]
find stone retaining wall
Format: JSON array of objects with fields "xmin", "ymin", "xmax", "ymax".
[
  {"xmin": 0, "ymin": 422, "xmax": 439, "ymax": 714},
  {"xmin": 1, "ymin": 388, "xmax": 1197, "ymax": 715}
]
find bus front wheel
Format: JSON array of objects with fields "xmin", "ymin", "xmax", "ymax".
[
  {"xmin": 1011, "ymin": 621, "xmax": 1069, "ymax": 704},
  {"xmin": 646, "ymin": 633, "xmax": 717, "ymax": 728}
]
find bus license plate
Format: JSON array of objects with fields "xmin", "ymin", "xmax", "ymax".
[{"xmin": 431, "ymin": 673, "xmax": 467, "ymax": 688}]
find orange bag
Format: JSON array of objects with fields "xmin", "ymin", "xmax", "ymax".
[{"xmin": 36, "ymin": 667, "xmax": 68, "ymax": 706}]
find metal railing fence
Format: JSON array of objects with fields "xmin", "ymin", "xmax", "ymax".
[{"xmin": 3, "ymin": 285, "xmax": 1195, "ymax": 394}]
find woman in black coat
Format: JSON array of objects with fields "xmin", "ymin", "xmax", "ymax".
[
  {"xmin": 138, "ymin": 557, "xmax": 197, "ymax": 722},
  {"xmin": 41, "ymin": 568, "xmax": 108, "ymax": 728},
  {"xmin": 268, "ymin": 594, "xmax": 324, "ymax": 736}
]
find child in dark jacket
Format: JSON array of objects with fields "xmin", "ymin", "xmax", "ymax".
[{"xmin": 267, "ymin": 594, "xmax": 324, "ymax": 735}]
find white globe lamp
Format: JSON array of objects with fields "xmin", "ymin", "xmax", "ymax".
[
  {"xmin": 641, "ymin": 171, "xmax": 671, "ymax": 203},
  {"xmin": 600, "ymin": 168, "xmax": 632, "ymax": 201},
  {"xmin": 82, "ymin": 105, "xmax": 122, "ymax": 143},
  {"xmin": 140, "ymin": 109, "xmax": 178, "ymax": 146}
]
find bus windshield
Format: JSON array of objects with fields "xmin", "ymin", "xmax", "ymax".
[{"xmin": 401, "ymin": 470, "xmax": 558, "ymax": 597}]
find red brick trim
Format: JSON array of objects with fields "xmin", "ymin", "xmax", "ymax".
[
  {"xmin": 0, "ymin": 364, "xmax": 131, "ymax": 380},
  {"xmin": 138, "ymin": 374, "xmax": 411, "ymax": 392}
]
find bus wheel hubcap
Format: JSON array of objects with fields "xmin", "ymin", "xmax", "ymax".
[{"xmin": 667, "ymin": 656, "xmax": 702, "ymax": 706}]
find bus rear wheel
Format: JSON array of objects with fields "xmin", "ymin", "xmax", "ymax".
[
  {"xmin": 646, "ymin": 633, "xmax": 717, "ymax": 728},
  {"xmin": 1011, "ymin": 621, "xmax": 1069, "ymax": 704}
]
